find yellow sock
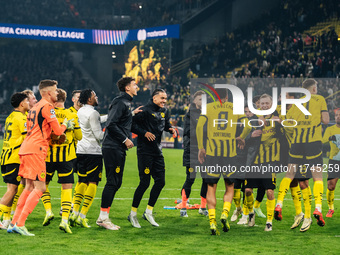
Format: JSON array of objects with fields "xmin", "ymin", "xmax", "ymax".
[
  {"xmin": 0, "ymin": 204, "xmax": 6, "ymax": 218},
  {"xmin": 61, "ymin": 188, "xmax": 72, "ymax": 221},
  {"xmin": 80, "ymin": 183, "xmax": 97, "ymax": 216},
  {"xmin": 11, "ymin": 183, "xmax": 24, "ymax": 214},
  {"xmin": 327, "ymin": 189, "xmax": 334, "ymax": 210},
  {"xmin": 233, "ymin": 189, "xmax": 241, "ymax": 208},
  {"xmin": 74, "ymin": 182, "xmax": 80, "ymax": 192},
  {"xmin": 313, "ymin": 181, "xmax": 324, "ymax": 211},
  {"xmin": 266, "ymin": 199, "xmax": 275, "ymax": 223},
  {"xmin": 290, "ymin": 186, "xmax": 302, "ymax": 215},
  {"xmin": 72, "ymin": 182, "xmax": 88, "ymax": 213},
  {"xmin": 131, "ymin": 207, "xmax": 138, "ymax": 213},
  {"xmin": 254, "ymin": 200, "xmax": 261, "ymax": 209},
  {"xmin": 146, "ymin": 205, "xmax": 153, "ymax": 212},
  {"xmin": 243, "ymin": 200, "xmax": 249, "ymax": 215},
  {"xmin": 301, "ymin": 187, "xmax": 312, "ymax": 218},
  {"xmin": 208, "ymin": 208, "xmax": 216, "ymax": 223},
  {"xmin": 277, "ymin": 177, "xmax": 292, "ymax": 205},
  {"xmin": 2, "ymin": 206, "xmax": 11, "ymax": 221},
  {"xmin": 222, "ymin": 201, "xmax": 231, "ymax": 217},
  {"xmin": 246, "ymin": 194, "xmax": 254, "ymax": 213},
  {"xmin": 41, "ymin": 186, "xmax": 52, "ymax": 213}
]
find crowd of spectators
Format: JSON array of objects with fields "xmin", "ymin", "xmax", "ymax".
[
  {"xmin": 1, "ymin": 0, "xmax": 340, "ymax": 124},
  {"xmin": 0, "ymin": 41, "xmax": 93, "ymax": 115},
  {"xmin": 0, "ymin": 0, "xmax": 214, "ymax": 30}
]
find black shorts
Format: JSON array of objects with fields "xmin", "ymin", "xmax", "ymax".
[
  {"xmin": 46, "ymin": 161, "xmax": 74, "ymax": 184},
  {"xmin": 72, "ymin": 158, "xmax": 78, "ymax": 174},
  {"xmin": 102, "ymin": 147, "xmax": 126, "ymax": 187},
  {"xmin": 200, "ymin": 155, "xmax": 237, "ymax": 184},
  {"xmin": 1, "ymin": 163, "xmax": 21, "ymax": 185},
  {"xmin": 328, "ymin": 159, "xmax": 340, "ymax": 180},
  {"xmin": 295, "ymin": 164, "xmax": 312, "ymax": 180},
  {"xmin": 77, "ymin": 154, "xmax": 103, "ymax": 183},
  {"xmin": 245, "ymin": 177, "xmax": 276, "ymax": 190},
  {"xmin": 138, "ymin": 154, "xmax": 165, "ymax": 178},
  {"xmin": 234, "ymin": 179, "xmax": 245, "ymax": 191},
  {"xmin": 289, "ymin": 141, "xmax": 323, "ymax": 166}
]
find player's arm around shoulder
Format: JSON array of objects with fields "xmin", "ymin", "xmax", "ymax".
[
  {"xmin": 44, "ymin": 103, "xmax": 66, "ymax": 136},
  {"xmin": 320, "ymin": 95, "xmax": 329, "ymax": 124},
  {"xmin": 89, "ymin": 110, "xmax": 104, "ymax": 141},
  {"xmin": 68, "ymin": 110, "xmax": 82, "ymax": 141}
]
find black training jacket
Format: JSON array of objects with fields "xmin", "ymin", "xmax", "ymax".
[
  {"xmin": 132, "ymin": 99, "xmax": 172, "ymax": 156},
  {"xmin": 182, "ymin": 103, "xmax": 201, "ymax": 167},
  {"xmin": 102, "ymin": 93, "xmax": 133, "ymax": 150}
]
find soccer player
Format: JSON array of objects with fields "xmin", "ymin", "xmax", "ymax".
[
  {"xmin": 0, "ymin": 93, "xmax": 30, "ymax": 229},
  {"xmin": 97, "ymin": 77, "xmax": 140, "ymax": 230},
  {"xmin": 235, "ymin": 104, "xmax": 263, "ymax": 224},
  {"xmin": 322, "ymin": 109, "xmax": 340, "ymax": 218},
  {"xmin": 275, "ymin": 92, "xmax": 305, "ymax": 230},
  {"xmin": 196, "ymin": 88, "xmax": 250, "ymax": 235},
  {"xmin": 244, "ymin": 94, "xmax": 281, "ymax": 231},
  {"xmin": 63, "ymin": 90, "xmax": 81, "ymax": 216},
  {"xmin": 10, "ymin": 90, "xmax": 37, "ymax": 217},
  {"xmin": 41, "ymin": 89, "xmax": 82, "ymax": 234},
  {"xmin": 180, "ymin": 91, "xmax": 208, "ymax": 217},
  {"xmin": 69, "ymin": 90, "xmax": 82, "ymax": 113},
  {"xmin": 275, "ymin": 78, "xmax": 329, "ymax": 232},
  {"xmin": 128, "ymin": 89, "xmax": 177, "ymax": 228},
  {"xmin": 9, "ymin": 80, "xmax": 74, "ymax": 236},
  {"xmin": 69, "ymin": 89, "xmax": 104, "ymax": 228}
]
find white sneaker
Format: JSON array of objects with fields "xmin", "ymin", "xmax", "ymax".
[
  {"xmin": 231, "ymin": 208, "xmax": 242, "ymax": 222},
  {"xmin": 143, "ymin": 211, "xmax": 159, "ymax": 227},
  {"xmin": 128, "ymin": 213, "xmax": 141, "ymax": 228},
  {"xmin": 2, "ymin": 220, "xmax": 10, "ymax": 229},
  {"xmin": 254, "ymin": 207, "xmax": 266, "ymax": 218},
  {"xmin": 237, "ymin": 214, "xmax": 249, "ymax": 225},
  {"xmin": 180, "ymin": 209, "xmax": 188, "ymax": 217},
  {"xmin": 96, "ymin": 217, "xmax": 120, "ymax": 230},
  {"xmin": 264, "ymin": 222, "xmax": 272, "ymax": 231},
  {"xmin": 248, "ymin": 212, "xmax": 255, "ymax": 227},
  {"xmin": 291, "ymin": 212, "xmax": 304, "ymax": 229},
  {"xmin": 0, "ymin": 221, "xmax": 7, "ymax": 230},
  {"xmin": 300, "ymin": 217, "xmax": 312, "ymax": 232},
  {"xmin": 198, "ymin": 208, "xmax": 209, "ymax": 216}
]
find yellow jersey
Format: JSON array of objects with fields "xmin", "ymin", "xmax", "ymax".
[
  {"xmin": 286, "ymin": 94, "xmax": 327, "ymax": 144},
  {"xmin": 277, "ymin": 105, "xmax": 294, "ymax": 147},
  {"xmin": 254, "ymin": 113, "xmax": 281, "ymax": 164},
  {"xmin": 322, "ymin": 125, "xmax": 340, "ymax": 160},
  {"xmin": 46, "ymin": 107, "xmax": 82, "ymax": 162},
  {"xmin": 0, "ymin": 111, "xmax": 27, "ymax": 165},
  {"xmin": 196, "ymin": 101, "xmax": 251, "ymax": 157},
  {"xmin": 68, "ymin": 105, "xmax": 79, "ymax": 159}
]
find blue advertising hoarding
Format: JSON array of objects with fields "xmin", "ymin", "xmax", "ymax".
[{"xmin": 0, "ymin": 23, "xmax": 180, "ymax": 45}]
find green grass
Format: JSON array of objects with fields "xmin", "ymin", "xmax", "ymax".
[{"xmin": 1, "ymin": 145, "xmax": 340, "ymax": 254}]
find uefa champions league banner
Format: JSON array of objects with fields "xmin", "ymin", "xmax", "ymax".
[{"xmin": 0, "ymin": 23, "xmax": 180, "ymax": 45}]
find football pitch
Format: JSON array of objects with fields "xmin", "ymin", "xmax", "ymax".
[{"xmin": 0, "ymin": 147, "xmax": 339, "ymax": 255}]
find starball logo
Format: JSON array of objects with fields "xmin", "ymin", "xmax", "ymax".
[{"xmin": 199, "ymin": 83, "xmax": 312, "ymax": 128}]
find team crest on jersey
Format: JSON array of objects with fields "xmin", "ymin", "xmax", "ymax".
[
  {"xmin": 99, "ymin": 172, "xmax": 102, "ymax": 178},
  {"xmin": 144, "ymin": 167, "xmax": 150, "ymax": 174},
  {"xmin": 161, "ymin": 112, "xmax": 165, "ymax": 118},
  {"xmin": 16, "ymin": 176, "xmax": 21, "ymax": 182},
  {"xmin": 50, "ymin": 109, "xmax": 56, "ymax": 118},
  {"xmin": 40, "ymin": 172, "xmax": 46, "ymax": 179},
  {"xmin": 189, "ymin": 168, "xmax": 194, "ymax": 173},
  {"xmin": 116, "ymin": 166, "xmax": 121, "ymax": 173}
]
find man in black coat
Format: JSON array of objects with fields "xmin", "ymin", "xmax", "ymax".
[
  {"xmin": 97, "ymin": 77, "xmax": 141, "ymax": 230},
  {"xmin": 128, "ymin": 89, "xmax": 176, "ymax": 228},
  {"xmin": 180, "ymin": 91, "xmax": 208, "ymax": 217}
]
